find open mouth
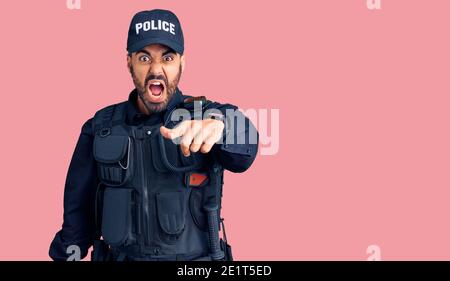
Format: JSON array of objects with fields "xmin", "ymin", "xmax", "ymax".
[{"xmin": 147, "ymin": 80, "xmax": 165, "ymax": 102}]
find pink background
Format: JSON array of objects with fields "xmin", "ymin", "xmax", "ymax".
[{"xmin": 0, "ymin": 0, "xmax": 449, "ymax": 260}]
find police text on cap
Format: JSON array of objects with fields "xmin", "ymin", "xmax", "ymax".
[{"xmin": 135, "ymin": 20, "xmax": 176, "ymax": 35}]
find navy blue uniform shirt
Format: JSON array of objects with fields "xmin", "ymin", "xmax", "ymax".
[{"xmin": 49, "ymin": 88, "xmax": 258, "ymax": 261}]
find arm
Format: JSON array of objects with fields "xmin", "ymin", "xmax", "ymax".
[
  {"xmin": 49, "ymin": 118, "xmax": 98, "ymax": 261},
  {"xmin": 160, "ymin": 101, "xmax": 259, "ymax": 173},
  {"xmin": 212, "ymin": 103, "xmax": 259, "ymax": 173}
]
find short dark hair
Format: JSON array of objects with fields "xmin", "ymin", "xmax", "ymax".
[{"xmin": 128, "ymin": 46, "xmax": 177, "ymax": 57}]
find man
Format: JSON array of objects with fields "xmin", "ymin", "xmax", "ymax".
[{"xmin": 49, "ymin": 9, "xmax": 258, "ymax": 261}]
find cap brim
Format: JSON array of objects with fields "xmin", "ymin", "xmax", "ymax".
[{"xmin": 127, "ymin": 37, "xmax": 184, "ymax": 55}]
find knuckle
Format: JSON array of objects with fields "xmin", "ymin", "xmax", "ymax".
[
  {"xmin": 201, "ymin": 145, "xmax": 211, "ymax": 153},
  {"xmin": 181, "ymin": 141, "xmax": 190, "ymax": 149}
]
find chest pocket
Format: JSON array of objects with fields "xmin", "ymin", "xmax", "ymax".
[
  {"xmin": 155, "ymin": 190, "xmax": 187, "ymax": 244},
  {"xmin": 93, "ymin": 134, "xmax": 133, "ymax": 186}
]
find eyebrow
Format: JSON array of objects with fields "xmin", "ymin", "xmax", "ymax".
[
  {"xmin": 162, "ymin": 49, "xmax": 176, "ymax": 56},
  {"xmin": 136, "ymin": 48, "xmax": 176, "ymax": 57},
  {"xmin": 136, "ymin": 49, "xmax": 151, "ymax": 56}
]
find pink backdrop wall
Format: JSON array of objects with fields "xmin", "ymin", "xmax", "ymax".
[{"xmin": 0, "ymin": 0, "xmax": 449, "ymax": 260}]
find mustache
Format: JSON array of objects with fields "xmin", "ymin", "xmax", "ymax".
[{"xmin": 145, "ymin": 74, "xmax": 168, "ymax": 87}]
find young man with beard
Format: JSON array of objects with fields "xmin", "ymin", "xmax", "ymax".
[{"xmin": 50, "ymin": 9, "xmax": 258, "ymax": 261}]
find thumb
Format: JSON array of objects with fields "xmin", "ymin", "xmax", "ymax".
[{"xmin": 160, "ymin": 126, "xmax": 173, "ymax": 139}]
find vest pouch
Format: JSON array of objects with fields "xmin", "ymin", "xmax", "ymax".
[
  {"xmin": 155, "ymin": 191, "xmax": 187, "ymax": 244},
  {"xmin": 93, "ymin": 134, "xmax": 133, "ymax": 186},
  {"xmin": 189, "ymin": 187, "xmax": 208, "ymax": 231},
  {"xmin": 101, "ymin": 188, "xmax": 134, "ymax": 247}
]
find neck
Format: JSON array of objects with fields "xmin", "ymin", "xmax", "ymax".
[
  {"xmin": 137, "ymin": 97, "xmax": 150, "ymax": 115},
  {"xmin": 136, "ymin": 91, "xmax": 153, "ymax": 115}
]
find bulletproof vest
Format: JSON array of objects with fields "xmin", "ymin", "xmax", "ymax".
[{"xmin": 91, "ymin": 98, "xmax": 231, "ymax": 261}]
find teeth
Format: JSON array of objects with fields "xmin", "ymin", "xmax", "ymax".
[{"xmin": 151, "ymin": 82, "xmax": 161, "ymax": 85}]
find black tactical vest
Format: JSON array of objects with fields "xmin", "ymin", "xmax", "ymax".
[{"xmin": 90, "ymin": 98, "xmax": 232, "ymax": 261}]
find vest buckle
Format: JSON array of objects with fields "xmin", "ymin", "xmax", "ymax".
[{"xmin": 99, "ymin": 127, "xmax": 111, "ymax": 137}]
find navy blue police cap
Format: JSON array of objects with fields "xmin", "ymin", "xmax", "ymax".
[{"xmin": 127, "ymin": 9, "xmax": 184, "ymax": 55}]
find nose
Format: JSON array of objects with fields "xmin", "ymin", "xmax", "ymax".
[{"xmin": 148, "ymin": 61, "xmax": 164, "ymax": 76}]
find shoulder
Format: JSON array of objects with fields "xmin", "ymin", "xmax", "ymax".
[
  {"xmin": 80, "ymin": 118, "xmax": 94, "ymax": 136},
  {"xmin": 82, "ymin": 101, "xmax": 128, "ymax": 136}
]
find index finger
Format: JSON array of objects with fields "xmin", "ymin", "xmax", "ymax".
[{"xmin": 160, "ymin": 121, "xmax": 191, "ymax": 140}]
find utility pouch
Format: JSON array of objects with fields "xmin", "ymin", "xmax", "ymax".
[
  {"xmin": 101, "ymin": 188, "xmax": 135, "ymax": 247},
  {"xmin": 93, "ymin": 134, "xmax": 133, "ymax": 186},
  {"xmin": 155, "ymin": 191, "xmax": 187, "ymax": 244}
]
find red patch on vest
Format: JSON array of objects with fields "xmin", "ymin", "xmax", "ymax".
[{"xmin": 189, "ymin": 173, "xmax": 208, "ymax": 187}]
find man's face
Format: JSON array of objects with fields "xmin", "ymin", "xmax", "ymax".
[{"xmin": 127, "ymin": 44, "xmax": 185, "ymax": 114}]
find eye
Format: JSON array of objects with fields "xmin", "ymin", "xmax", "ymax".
[
  {"xmin": 139, "ymin": 55, "xmax": 150, "ymax": 62},
  {"xmin": 164, "ymin": 55, "xmax": 174, "ymax": 62}
]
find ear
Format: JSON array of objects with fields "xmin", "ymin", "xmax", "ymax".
[
  {"xmin": 180, "ymin": 55, "xmax": 185, "ymax": 74},
  {"xmin": 126, "ymin": 54, "xmax": 132, "ymax": 73}
]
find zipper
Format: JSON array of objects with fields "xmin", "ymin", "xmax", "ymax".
[{"xmin": 138, "ymin": 136, "xmax": 151, "ymax": 247}]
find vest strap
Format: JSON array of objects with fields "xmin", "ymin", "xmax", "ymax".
[
  {"xmin": 92, "ymin": 102, "xmax": 127, "ymax": 241},
  {"xmin": 92, "ymin": 102, "xmax": 127, "ymax": 135}
]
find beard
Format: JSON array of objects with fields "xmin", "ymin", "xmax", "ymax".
[{"xmin": 130, "ymin": 65, "xmax": 182, "ymax": 114}]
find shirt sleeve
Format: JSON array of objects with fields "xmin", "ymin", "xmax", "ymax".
[
  {"xmin": 49, "ymin": 118, "xmax": 99, "ymax": 261},
  {"xmin": 210, "ymin": 103, "xmax": 259, "ymax": 173}
]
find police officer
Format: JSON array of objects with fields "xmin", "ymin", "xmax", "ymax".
[{"xmin": 49, "ymin": 9, "xmax": 258, "ymax": 261}]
